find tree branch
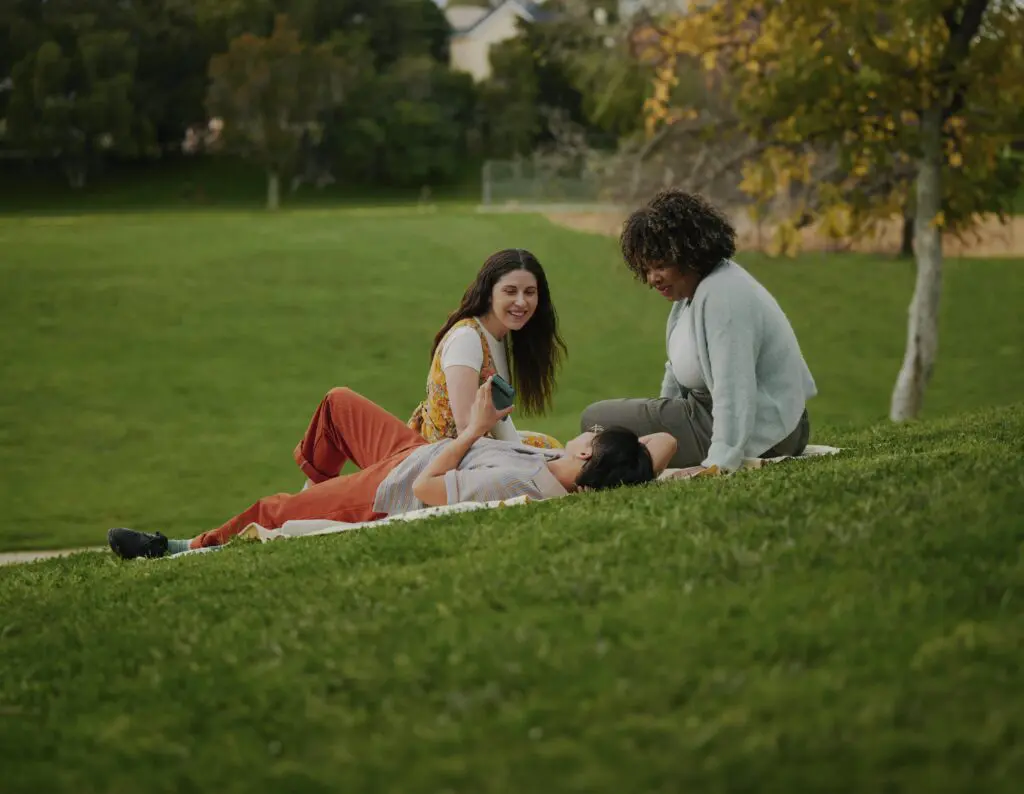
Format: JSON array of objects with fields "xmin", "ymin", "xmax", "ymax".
[{"xmin": 940, "ymin": 0, "xmax": 991, "ymax": 118}]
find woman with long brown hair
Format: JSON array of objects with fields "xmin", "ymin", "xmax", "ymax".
[{"xmin": 409, "ymin": 248, "xmax": 567, "ymax": 448}]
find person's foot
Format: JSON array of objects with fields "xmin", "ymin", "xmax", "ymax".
[{"xmin": 107, "ymin": 528, "xmax": 169, "ymax": 560}]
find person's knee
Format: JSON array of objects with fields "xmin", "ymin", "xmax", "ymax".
[
  {"xmin": 326, "ymin": 386, "xmax": 355, "ymax": 409},
  {"xmin": 580, "ymin": 401, "xmax": 611, "ymax": 432}
]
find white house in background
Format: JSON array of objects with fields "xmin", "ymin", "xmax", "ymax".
[
  {"xmin": 443, "ymin": 0, "xmax": 692, "ymax": 83},
  {"xmin": 446, "ymin": 1, "xmax": 548, "ymax": 82}
]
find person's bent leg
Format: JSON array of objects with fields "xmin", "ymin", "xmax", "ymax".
[
  {"xmin": 581, "ymin": 394, "xmax": 713, "ymax": 468},
  {"xmin": 294, "ymin": 387, "xmax": 427, "ymax": 483},
  {"xmin": 191, "ymin": 454, "xmax": 407, "ymax": 549}
]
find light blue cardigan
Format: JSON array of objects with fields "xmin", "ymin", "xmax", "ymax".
[{"xmin": 659, "ymin": 260, "xmax": 817, "ymax": 472}]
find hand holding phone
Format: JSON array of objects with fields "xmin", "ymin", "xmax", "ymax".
[
  {"xmin": 490, "ymin": 373, "xmax": 515, "ymax": 412},
  {"xmin": 467, "ymin": 376, "xmax": 514, "ymax": 439}
]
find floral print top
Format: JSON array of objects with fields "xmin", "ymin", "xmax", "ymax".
[{"xmin": 408, "ymin": 318, "xmax": 562, "ymax": 449}]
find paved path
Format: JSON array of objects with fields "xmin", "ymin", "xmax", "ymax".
[{"xmin": 0, "ymin": 547, "xmax": 105, "ymax": 567}]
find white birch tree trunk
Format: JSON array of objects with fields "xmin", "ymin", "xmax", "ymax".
[
  {"xmin": 890, "ymin": 106, "xmax": 944, "ymax": 421},
  {"xmin": 266, "ymin": 170, "xmax": 280, "ymax": 211}
]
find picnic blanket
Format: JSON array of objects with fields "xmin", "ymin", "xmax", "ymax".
[
  {"xmin": 165, "ymin": 496, "xmax": 535, "ymax": 558},
  {"xmin": 166, "ymin": 444, "xmax": 842, "ymax": 558},
  {"xmin": 237, "ymin": 495, "xmax": 534, "ymax": 542},
  {"xmin": 658, "ymin": 443, "xmax": 842, "ymax": 481}
]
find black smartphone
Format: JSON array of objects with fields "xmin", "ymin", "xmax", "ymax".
[{"xmin": 490, "ymin": 374, "xmax": 515, "ymax": 411}]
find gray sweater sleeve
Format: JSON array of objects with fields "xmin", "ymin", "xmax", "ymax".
[{"xmin": 695, "ymin": 284, "xmax": 762, "ymax": 473}]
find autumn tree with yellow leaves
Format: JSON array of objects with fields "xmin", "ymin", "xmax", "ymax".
[{"xmin": 641, "ymin": 0, "xmax": 1024, "ymax": 420}]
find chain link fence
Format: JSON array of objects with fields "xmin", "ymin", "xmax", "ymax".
[{"xmin": 479, "ymin": 158, "xmax": 621, "ymax": 211}]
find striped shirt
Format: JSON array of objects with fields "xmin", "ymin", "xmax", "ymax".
[{"xmin": 373, "ymin": 438, "xmax": 568, "ymax": 516}]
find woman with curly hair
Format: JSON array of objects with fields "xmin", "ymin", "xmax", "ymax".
[
  {"xmin": 409, "ymin": 248, "xmax": 566, "ymax": 449},
  {"xmin": 580, "ymin": 189, "xmax": 817, "ymax": 475}
]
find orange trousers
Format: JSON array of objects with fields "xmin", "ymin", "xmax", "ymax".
[{"xmin": 190, "ymin": 388, "xmax": 429, "ymax": 549}]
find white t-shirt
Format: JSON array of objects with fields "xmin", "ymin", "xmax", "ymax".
[
  {"xmin": 668, "ymin": 305, "xmax": 707, "ymax": 391},
  {"xmin": 439, "ymin": 318, "xmax": 519, "ymax": 441},
  {"xmin": 440, "ymin": 320, "xmax": 511, "ymax": 381}
]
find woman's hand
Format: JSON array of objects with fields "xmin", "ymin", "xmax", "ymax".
[
  {"xmin": 658, "ymin": 465, "xmax": 719, "ymax": 481},
  {"xmin": 412, "ymin": 379, "xmax": 514, "ymax": 507},
  {"xmin": 466, "ymin": 377, "xmax": 514, "ymax": 439}
]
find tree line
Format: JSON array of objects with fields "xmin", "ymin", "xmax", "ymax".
[{"xmin": 0, "ymin": 0, "xmax": 647, "ymax": 203}]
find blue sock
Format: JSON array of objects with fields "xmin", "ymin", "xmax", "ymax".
[{"xmin": 167, "ymin": 538, "xmax": 191, "ymax": 555}]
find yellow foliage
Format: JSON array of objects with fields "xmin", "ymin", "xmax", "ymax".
[
  {"xmin": 820, "ymin": 203, "xmax": 853, "ymax": 240},
  {"xmin": 738, "ymin": 161, "xmax": 767, "ymax": 197},
  {"xmin": 768, "ymin": 220, "xmax": 802, "ymax": 258},
  {"xmin": 638, "ymin": 0, "xmax": 1023, "ymax": 236}
]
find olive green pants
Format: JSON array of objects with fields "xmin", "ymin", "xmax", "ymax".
[{"xmin": 580, "ymin": 391, "xmax": 810, "ymax": 469}]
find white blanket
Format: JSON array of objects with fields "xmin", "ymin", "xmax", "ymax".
[
  {"xmin": 237, "ymin": 495, "xmax": 534, "ymax": 542},
  {"xmin": 167, "ymin": 444, "xmax": 842, "ymax": 558},
  {"xmin": 658, "ymin": 443, "xmax": 842, "ymax": 480},
  {"xmin": 166, "ymin": 496, "xmax": 534, "ymax": 557}
]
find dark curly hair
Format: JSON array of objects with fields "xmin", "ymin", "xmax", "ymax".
[
  {"xmin": 431, "ymin": 249, "xmax": 567, "ymax": 417},
  {"xmin": 619, "ymin": 189, "xmax": 736, "ymax": 280}
]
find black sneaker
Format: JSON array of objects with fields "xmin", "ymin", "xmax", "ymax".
[{"xmin": 107, "ymin": 528, "xmax": 169, "ymax": 560}]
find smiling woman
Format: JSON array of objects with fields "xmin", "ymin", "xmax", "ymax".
[
  {"xmin": 581, "ymin": 190, "xmax": 817, "ymax": 474},
  {"xmin": 408, "ymin": 248, "xmax": 567, "ymax": 449}
]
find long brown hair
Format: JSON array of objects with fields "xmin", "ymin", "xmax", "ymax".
[{"xmin": 430, "ymin": 249, "xmax": 566, "ymax": 417}]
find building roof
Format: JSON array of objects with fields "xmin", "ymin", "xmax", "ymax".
[
  {"xmin": 446, "ymin": 1, "xmax": 548, "ymax": 37},
  {"xmin": 445, "ymin": 6, "xmax": 491, "ymax": 33}
]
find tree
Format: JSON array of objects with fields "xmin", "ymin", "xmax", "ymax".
[
  {"xmin": 326, "ymin": 55, "xmax": 477, "ymax": 187},
  {"xmin": 6, "ymin": 23, "xmax": 138, "ymax": 187},
  {"xmin": 643, "ymin": 0, "xmax": 1024, "ymax": 420},
  {"xmin": 205, "ymin": 14, "xmax": 346, "ymax": 209},
  {"xmin": 194, "ymin": 0, "xmax": 450, "ymax": 67},
  {"xmin": 477, "ymin": 0, "xmax": 648, "ymax": 159},
  {"xmin": 526, "ymin": 0, "xmax": 648, "ymax": 140},
  {"xmin": 3, "ymin": 1, "xmax": 223, "ymax": 179},
  {"xmin": 478, "ymin": 38, "xmax": 542, "ymax": 157}
]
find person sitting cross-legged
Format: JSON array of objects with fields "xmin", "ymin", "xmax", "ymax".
[
  {"xmin": 108, "ymin": 378, "xmax": 676, "ymax": 560},
  {"xmin": 580, "ymin": 189, "xmax": 817, "ymax": 478}
]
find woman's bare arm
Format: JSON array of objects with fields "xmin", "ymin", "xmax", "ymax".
[
  {"xmin": 443, "ymin": 365, "xmax": 481, "ymax": 435},
  {"xmin": 639, "ymin": 432, "xmax": 678, "ymax": 475}
]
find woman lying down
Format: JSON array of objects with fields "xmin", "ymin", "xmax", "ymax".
[{"xmin": 107, "ymin": 379, "xmax": 677, "ymax": 560}]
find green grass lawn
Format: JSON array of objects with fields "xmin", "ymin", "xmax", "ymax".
[
  {"xmin": 0, "ymin": 404, "xmax": 1022, "ymax": 792},
  {"xmin": 2, "ymin": 209, "xmax": 1023, "ymax": 791},
  {"xmin": 0, "ymin": 156, "xmax": 482, "ymax": 214},
  {"xmin": 1, "ymin": 208, "xmax": 1022, "ymax": 551}
]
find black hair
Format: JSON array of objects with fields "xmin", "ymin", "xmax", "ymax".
[
  {"xmin": 575, "ymin": 428, "xmax": 656, "ymax": 491},
  {"xmin": 431, "ymin": 248, "xmax": 567, "ymax": 417},
  {"xmin": 619, "ymin": 189, "xmax": 736, "ymax": 280}
]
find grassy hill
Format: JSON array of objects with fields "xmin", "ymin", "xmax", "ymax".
[
  {"xmin": 2, "ymin": 208, "xmax": 1022, "ymax": 791},
  {"xmin": 1, "ymin": 403, "xmax": 1022, "ymax": 792},
  {"xmin": 1, "ymin": 208, "xmax": 1022, "ymax": 551}
]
